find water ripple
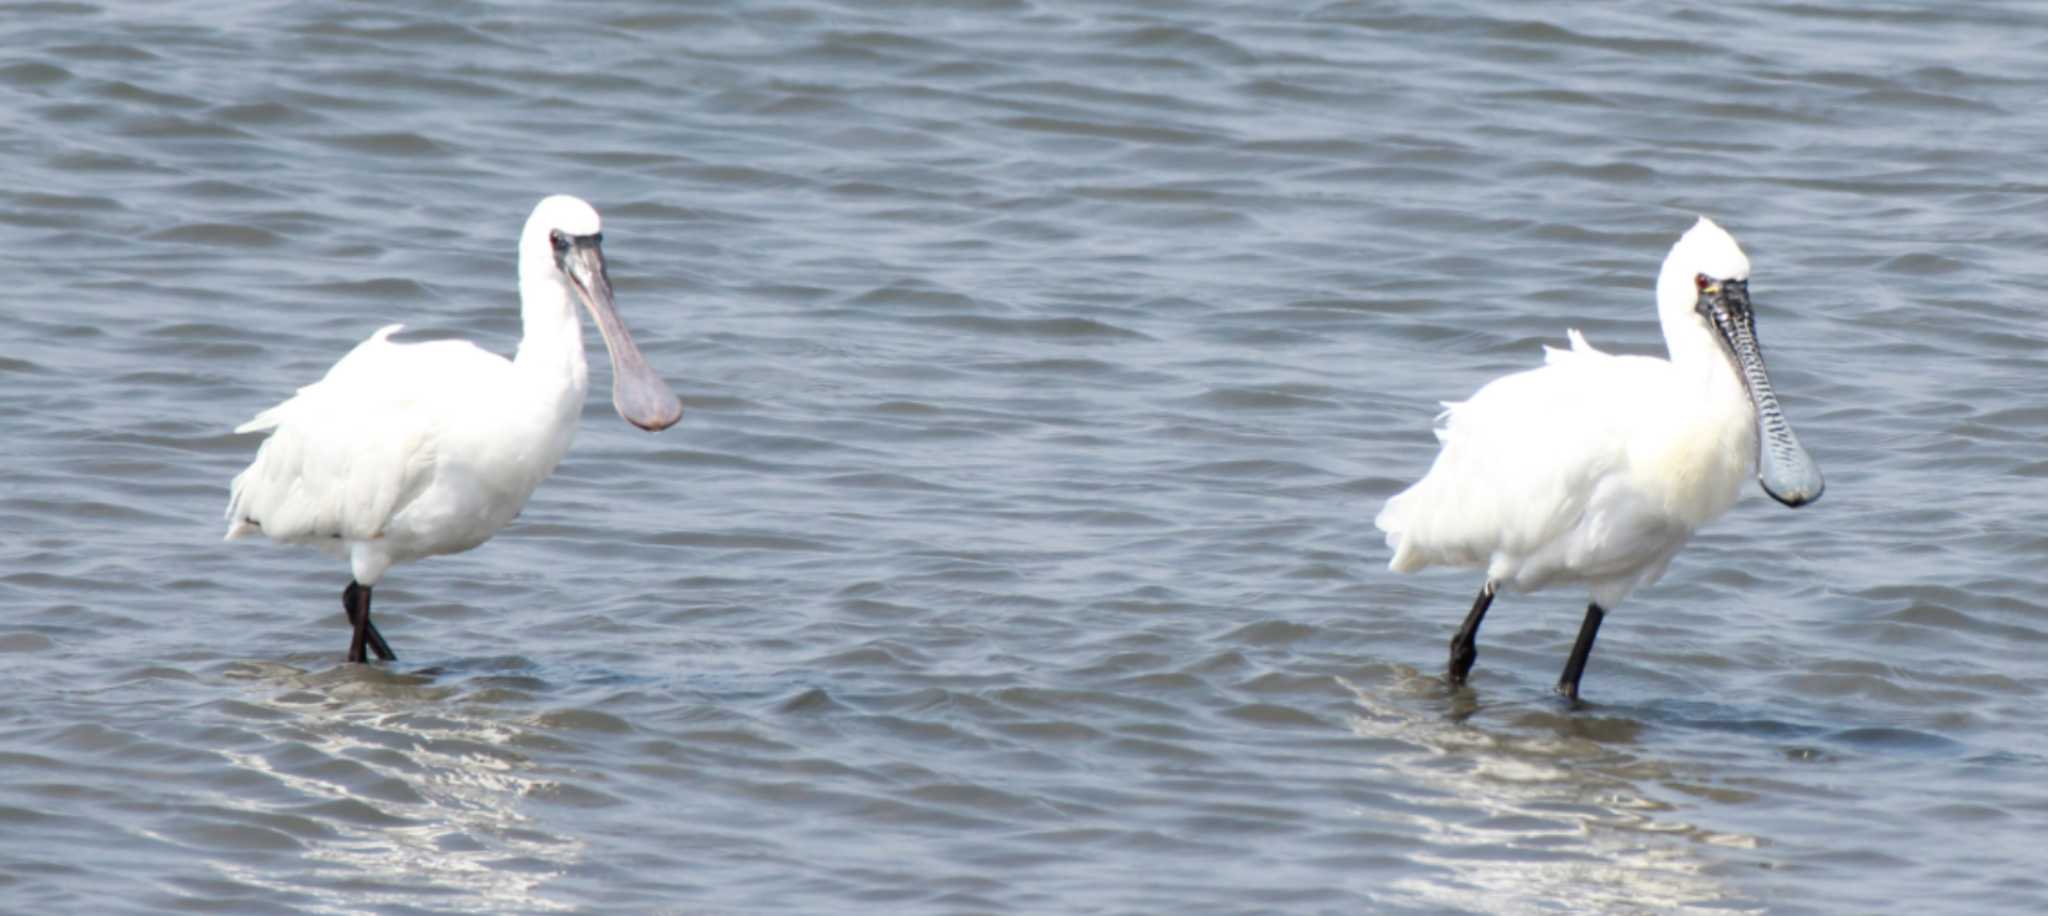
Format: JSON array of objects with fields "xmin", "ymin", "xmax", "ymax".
[{"xmin": 4, "ymin": 0, "xmax": 2047, "ymax": 913}]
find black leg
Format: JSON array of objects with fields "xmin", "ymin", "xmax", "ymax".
[
  {"xmin": 1556, "ymin": 602, "xmax": 1605, "ymax": 702},
  {"xmin": 1447, "ymin": 583, "xmax": 1496, "ymax": 685},
  {"xmin": 341, "ymin": 581, "xmax": 396, "ymax": 663}
]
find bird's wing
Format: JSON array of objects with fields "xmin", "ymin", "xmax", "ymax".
[
  {"xmin": 224, "ymin": 325, "xmax": 510, "ymax": 543},
  {"xmin": 1376, "ymin": 331, "xmax": 1662, "ymax": 573}
]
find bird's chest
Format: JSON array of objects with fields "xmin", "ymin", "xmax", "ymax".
[
  {"xmin": 394, "ymin": 401, "xmax": 581, "ymax": 552},
  {"xmin": 1626, "ymin": 406, "xmax": 1754, "ymax": 527}
]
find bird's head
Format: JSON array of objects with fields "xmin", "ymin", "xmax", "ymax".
[
  {"xmin": 1656, "ymin": 217, "xmax": 1821, "ymax": 507},
  {"xmin": 521, "ymin": 195, "xmax": 682, "ymax": 432}
]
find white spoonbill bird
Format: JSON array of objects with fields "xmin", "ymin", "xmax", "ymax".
[
  {"xmin": 1375, "ymin": 217, "xmax": 1823, "ymax": 701},
  {"xmin": 225, "ymin": 195, "xmax": 683, "ymax": 663}
]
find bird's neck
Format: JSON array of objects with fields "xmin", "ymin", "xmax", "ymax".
[
  {"xmin": 1633, "ymin": 323, "xmax": 1757, "ymax": 527},
  {"xmin": 1656, "ymin": 307, "xmax": 1758, "ymax": 491},
  {"xmin": 1659, "ymin": 309, "xmax": 1742, "ymax": 395},
  {"xmin": 1664, "ymin": 347, "xmax": 1749, "ymax": 448},
  {"xmin": 513, "ymin": 269, "xmax": 590, "ymax": 398}
]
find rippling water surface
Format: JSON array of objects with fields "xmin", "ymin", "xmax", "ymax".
[{"xmin": 5, "ymin": 1, "xmax": 2047, "ymax": 912}]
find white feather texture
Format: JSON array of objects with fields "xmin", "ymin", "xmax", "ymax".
[
  {"xmin": 224, "ymin": 324, "xmax": 581, "ymax": 585},
  {"xmin": 1375, "ymin": 218, "xmax": 1762, "ymax": 610},
  {"xmin": 224, "ymin": 196, "xmax": 615, "ymax": 587}
]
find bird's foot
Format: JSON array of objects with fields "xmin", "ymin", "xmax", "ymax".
[{"xmin": 1446, "ymin": 643, "xmax": 1478, "ymax": 685}]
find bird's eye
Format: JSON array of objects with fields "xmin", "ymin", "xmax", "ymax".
[
  {"xmin": 549, "ymin": 230, "xmax": 570, "ymax": 251},
  {"xmin": 1694, "ymin": 273, "xmax": 1713, "ymax": 292}
]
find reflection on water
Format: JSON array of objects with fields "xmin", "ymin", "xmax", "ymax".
[
  {"xmin": 212, "ymin": 663, "xmax": 580, "ymax": 912},
  {"xmin": 3, "ymin": 0, "xmax": 2047, "ymax": 910},
  {"xmin": 1342, "ymin": 678, "xmax": 1761, "ymax": 914}
]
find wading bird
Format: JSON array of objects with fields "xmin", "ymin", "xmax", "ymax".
[
  {"xmin": 225, "ymin": 195, "xmax": 682, "ymax": 663},
  {"xmin": 1375, "ymin": 217, "xmax": 1822, "ymax": 701}
]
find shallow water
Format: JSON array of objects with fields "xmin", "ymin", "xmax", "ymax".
[{"xmin": 4, "ymin": 1, "xmax": 2047, "ymax": 912}]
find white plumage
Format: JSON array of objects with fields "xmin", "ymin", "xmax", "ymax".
[
  {"xmin": 225, "ymin": 195, "xmax": 682, "ymax": 662},
  {"xmin": 1376, "ymin": 217, "xmax": 1821, "ymax": 700},
  {"xmin": 226, "ymin": 325, "xmax": 569, "ymax": 579}
]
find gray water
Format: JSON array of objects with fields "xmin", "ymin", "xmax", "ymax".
[{"xmin": 4, "ymin": 1, "xmax": 2046, "ymax": 912}]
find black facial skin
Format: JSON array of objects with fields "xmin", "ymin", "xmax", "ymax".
[
  {"xmin": 550, "ymin": 229, "xmax": 601, "ymax": 269},
  {"xmin": 1693, "ymin": 275, "xmax": 1751, "ymax": 335}
]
